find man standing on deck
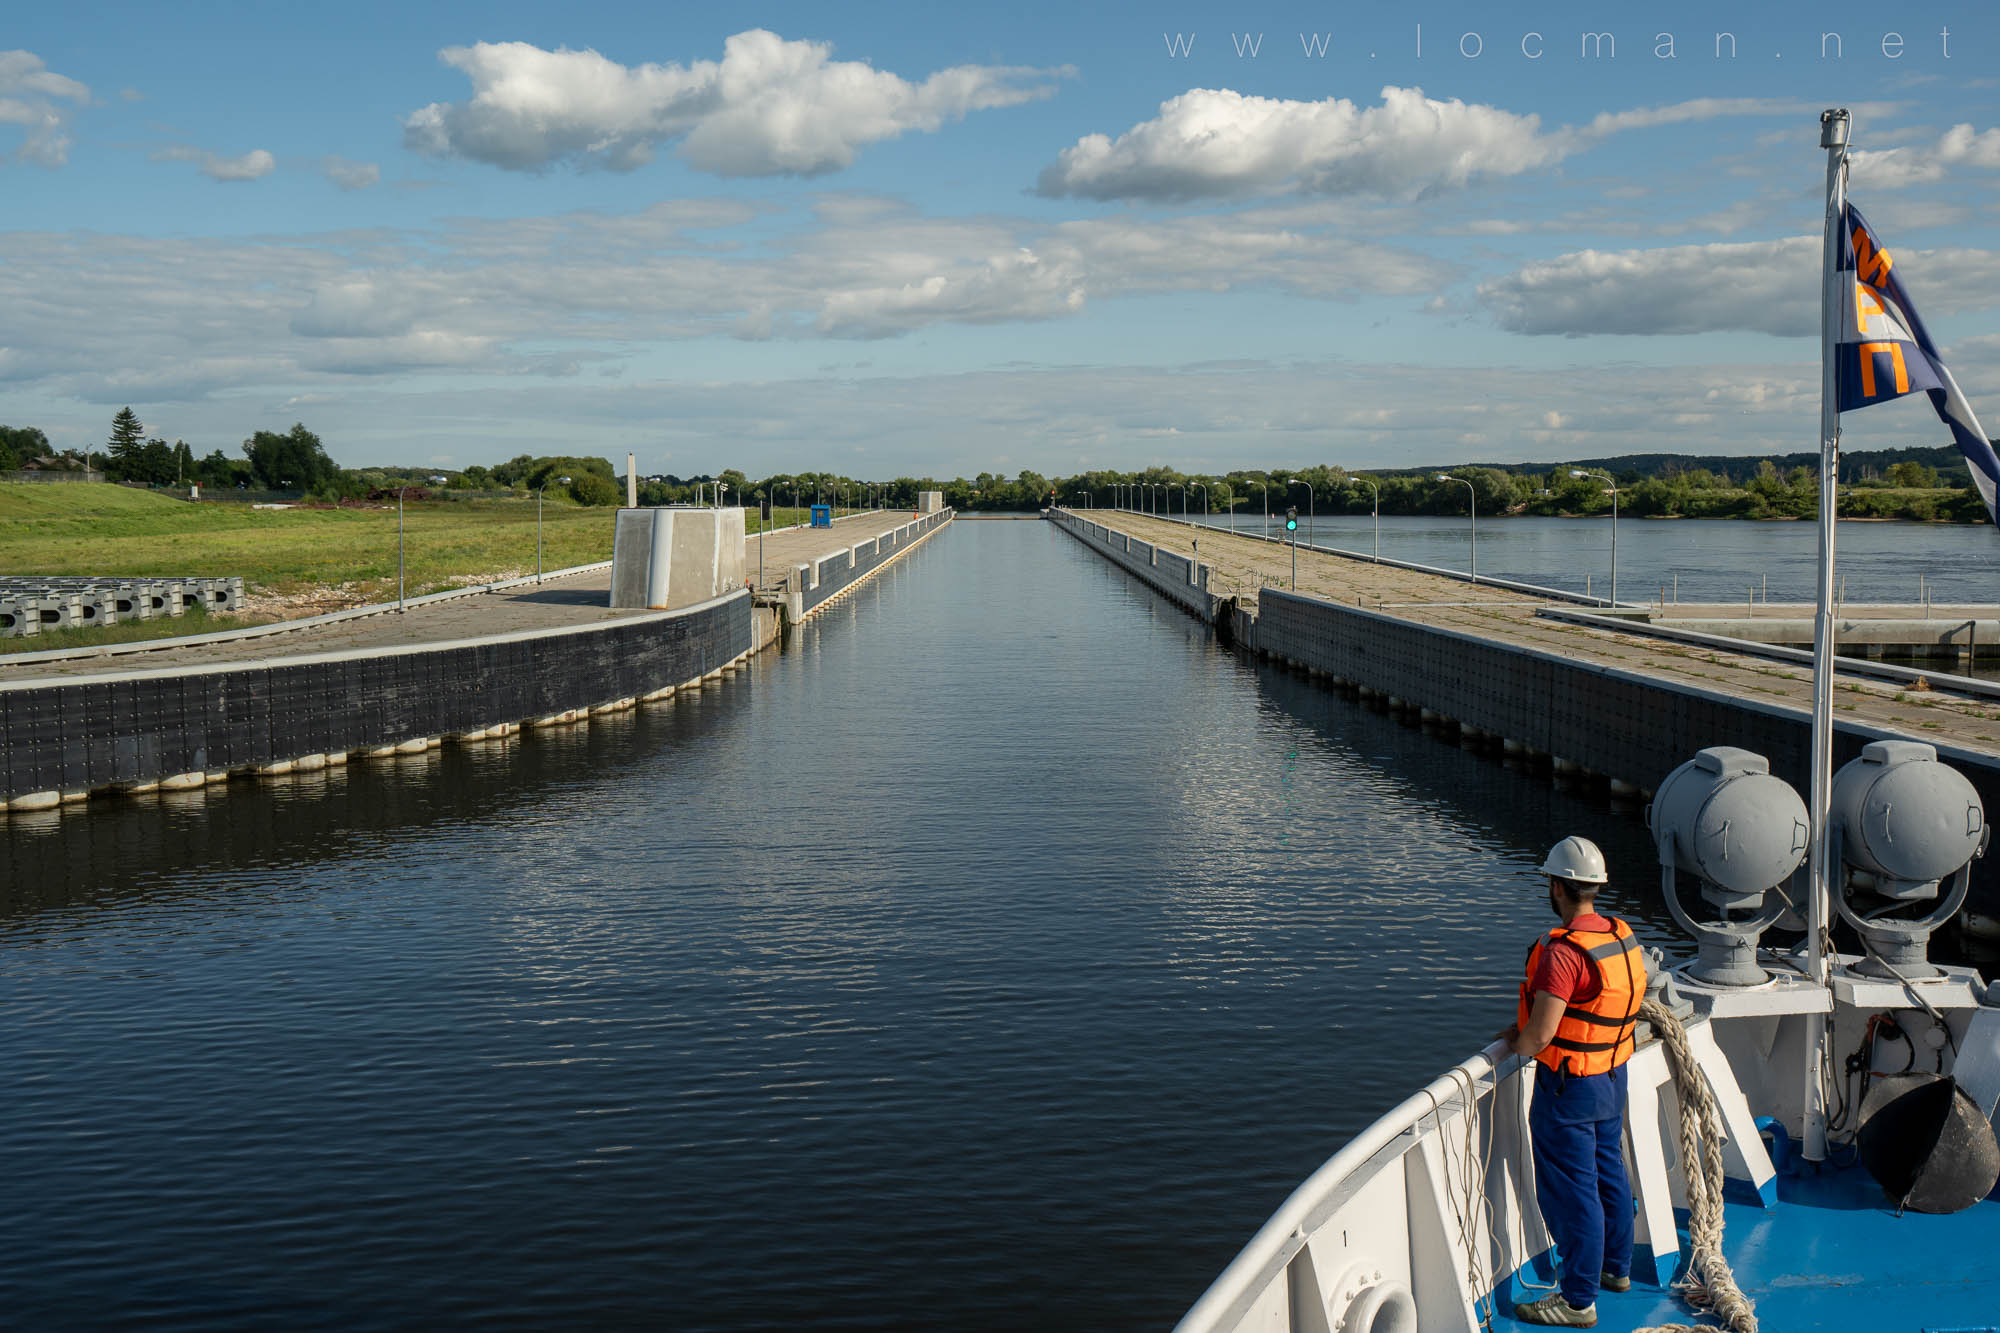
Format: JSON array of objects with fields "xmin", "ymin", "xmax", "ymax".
[{"xmin": 1503, "ymin": 835, "xmax": 1647, "ymax": 1329}]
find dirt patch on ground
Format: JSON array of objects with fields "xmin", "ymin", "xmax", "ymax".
[{"xmin": 237, "ymin": 569, "xmax": 532, "ymax": 622}]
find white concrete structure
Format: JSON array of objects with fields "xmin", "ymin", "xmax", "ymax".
[{"xmin": 610, "ymin": 507, "xmax": 748, "ymax": 610}]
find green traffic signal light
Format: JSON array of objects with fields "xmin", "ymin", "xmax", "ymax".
[{"xmin": 1285, "ymin": 506, "xmax": 1298, "ymax": 531}]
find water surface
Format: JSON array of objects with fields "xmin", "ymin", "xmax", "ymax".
[{"xmin": 4, "ymin": 521, "xmax": 1700, "ymax": 1330}]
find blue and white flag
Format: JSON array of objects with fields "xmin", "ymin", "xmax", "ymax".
[{"xmin": 1836, "ymin": 203, "xmax": 2000, "ymax": 526}]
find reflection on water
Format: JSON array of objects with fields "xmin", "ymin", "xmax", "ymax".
[{"xmin": 0, "ymin": 522, "xmax": 1765, "ymax": 1330}]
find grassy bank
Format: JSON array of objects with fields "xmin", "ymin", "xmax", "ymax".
[
  {"xmin": 0, "ymin": 487, "xmax": 891, "ymax": 654},
  {"xmin": 0, "ymin": 484, "xmax": 619, "ymax": 593}
]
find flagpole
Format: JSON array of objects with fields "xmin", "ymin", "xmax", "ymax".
[{"xmin": 1803, "ymin": 107, "xmax": 1849, "ymax": 1164}]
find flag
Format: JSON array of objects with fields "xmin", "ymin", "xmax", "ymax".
[{"xmin": 1836, "ymin": 203, "xmax": 2000, "ymax": 526}]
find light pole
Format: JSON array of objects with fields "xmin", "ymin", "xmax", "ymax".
[
  {"xmin": 1192, "ymin": 483, "xmax": 1209, "ymax": 526},
  {"xmin": 397, "ymin": 483, "xmax": 410, "ymax": 612},
  {"xmin": 1436, "ymin": 473, "xmax": 1477, "ymax": 582},
  {"xmin": 1572, "ymin": 469, "xmax": 1620, "ymax": 605},
  {"xmin": 536, "ymin": 474, "xmax": 571, "ymax": 583},
  {"xmin": 1353, "ymin": 477, "xmax": 1379, "ymax": 562},
  {"xmin": 1250, "ymin": 481, "xmax": 1269, "ymax": 540},
  {"xmin": 789, "ymin": 484, "xmax": 800, "ymax": 528},
  {"xmin": 1288, "ymin": 477, "xmax": 1315, "ymax": 548},
  {"xmin": 1167, "ymin": 482, "xmax": 1183, "ymax": 520}
]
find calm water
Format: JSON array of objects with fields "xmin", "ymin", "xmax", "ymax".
[
  {"xmin": 1121, "ymin": 510, "xmax": 2000, "ymax": 604},
  {"xmin": 6, "ymin": 521, "xmax": 1716, "ymax": 1330}
]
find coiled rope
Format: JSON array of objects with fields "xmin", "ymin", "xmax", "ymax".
[{"xmin": 1635, "ymin": 996, "xmax": 1759, "ymax": 1333}]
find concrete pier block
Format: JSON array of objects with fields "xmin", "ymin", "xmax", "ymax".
[
  {"xmin": 362, "ymin": 745, "xmax": 399, "ymax": 758},
  {"xmin": 1552, "ymin": 757, "xmax": 1579, "ymax": 775},
  {"xmin": 454, "ymin": 728, "xmax": 488, "ymax": 743},
  {"xmin": 1609, "ymin": 777, "xmax": 1641, "ymax": 797},
  {"xmin": 642, "ymin": 684, "xmax": 676, "ymax": 701},
  {"xmin": 395, "ymin": 738, "xmax": 433, "ymax": 754},
  {"xmin": 1420, "ymin": 708, "xmax": 1441, "ymax": 724},
  {"xmin": 159, "ymin": 771, "xmax": 206, "ymax": 791},
  {"xmin": 6, "ymin": 790, "xmax": 60, "ymax": 812},
  {"xmin": 205, "ymin": 772, "xmax": 229, "ymax": 786},
  {"xmin": 1387, "ymin": 696, "xmax": 1406, "ymax": 711},
  {"xmin": 61, "ymin": 789, "xmax": 90, "ymax": 804},
  {"xmin": 295, "ymin": 753, "xmax": 328, "ymax": 772},
  {"xmin": 256, "ymin": 759, "xmax": 295, "ymax": 776},
  {"xmin": 1502, "ymin": 738, "xmax": 1526, "ymax": 756},
  {"xmin": 324, "ymin": 751, "xmax": 348, "ymax": 767}
]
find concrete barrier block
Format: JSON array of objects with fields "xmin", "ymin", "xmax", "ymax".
[
  {"xmin": 0, "ymin": 599, "xmax": 39, "ymax": 637},
  {"xmin": 75, "ymin": 591, "xmax": 119, "ymax": 627},
  {"xmin": 25, "ymin": 595, "xmax": 82, "ymax": 630}
]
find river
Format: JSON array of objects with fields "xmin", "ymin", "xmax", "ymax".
[{"xmin": 0, "ymin": 516, "xmax": 1920, "ymax": 1329}]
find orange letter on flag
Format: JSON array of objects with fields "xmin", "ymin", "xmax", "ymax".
[{"xmin": 1858, "ymin": 341, "xmax": 1910, "ymax": 398}]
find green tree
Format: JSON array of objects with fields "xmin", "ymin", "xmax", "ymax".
[
  {"xmin": 243, "ymin": 423, "xmax": 338, "ymax": 491},
  {"xmin": 0, "ymin": 424, "xmax": 48, "ymax": 470},
  {"xmin": 105, "ymin": 407, "xmax": 148, "ymax": 480},
  {"xmin": 1884, "ymin": 460, "xmax": 1941, "ymax": 488},
  {"xmin": 107, "ymin": 407, "xmax": 143, "ymax": 453},
  {"xmin": 569, "ymin": 472, "xmax": 620, "ymax": 506},
  {"xmin": 137, "ymin": 438, "xmax": 176, "ymax": 484}
]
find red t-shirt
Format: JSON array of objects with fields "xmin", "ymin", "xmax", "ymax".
[{"xmin": 1531, "ymin": 912, "xmax": 1613, "ymax": 1006}]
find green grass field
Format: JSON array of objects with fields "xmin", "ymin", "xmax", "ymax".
[{"xmin": 0, "ymin": 485, "xmax": 853, "ymax": 654}]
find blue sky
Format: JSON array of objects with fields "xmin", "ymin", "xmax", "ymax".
[{"xmin": 6, "ymin": 1, "xmax": 1998, "ymax": 477}]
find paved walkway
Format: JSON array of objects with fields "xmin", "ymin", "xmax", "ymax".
[
  {"xmin": 4, "ymin": 510, "xmax": 919, "ymax": 682},
  {"xmin": 1078, "ymin": 510, "xmax": 2000, "ymax": 759}
]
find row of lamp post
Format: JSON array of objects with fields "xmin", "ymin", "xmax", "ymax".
[{"xmin": 1086, "ymin": 469, "xmax": 1621, "ymax": 603}]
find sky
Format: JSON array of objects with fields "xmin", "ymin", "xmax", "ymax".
[{"xmin": 5, "ymin": 1, "xmax": 1999, "ymax": 479}]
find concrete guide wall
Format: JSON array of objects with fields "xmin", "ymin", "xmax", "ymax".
[{"xmin": 1, "ymin": 590, "xmax": 750, "ymax": 803}]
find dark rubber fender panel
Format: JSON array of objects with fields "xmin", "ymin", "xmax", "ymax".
[{"xmin": 1857, "ymin": 1072, "xmax": 2000, "ymax": 1214}]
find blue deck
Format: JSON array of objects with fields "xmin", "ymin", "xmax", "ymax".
[{"xmin": 1498, "ymin": 1165, "xmax": 2000, "ymax": 1332}]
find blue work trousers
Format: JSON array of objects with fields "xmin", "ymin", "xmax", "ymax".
[{"xmin": 1530, "ymin": 1063, "xmax": 1634, "ymax": 1308}]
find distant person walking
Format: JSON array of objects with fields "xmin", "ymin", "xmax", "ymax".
[{"xmin": 1503, "ymin": 836, "xmax": 1646, "ymax": 1328}]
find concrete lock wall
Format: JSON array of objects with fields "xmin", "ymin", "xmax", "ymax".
[
  {"xmin": 0, "ymin": 590, "xmax": 751, "ymax": 803},
  {"xmin": 919, "ymin": 491, "xmax": 944, "ymax": 513},
  {"xmin": 1047, "ymin": 511, "xmax": 1221, "ymax": 621},
  {"xmin": 794, "ymin": 509, "xmax": 953, "ymax": 619},
  {"xmin": 610, "ymin": 508, "xmax": 749, "ymax": 610},
  {"xmin": 1252, "ymin": 586, "xmax": 2000, "ymax": 904}
]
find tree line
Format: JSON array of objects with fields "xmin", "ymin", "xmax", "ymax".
[{"xmin": 2, "ymin": 410, "xmax": 1986, "ymax": 523}]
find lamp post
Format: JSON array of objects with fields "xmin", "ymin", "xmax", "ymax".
[
  {"xmin": 1353, "ymin": 477, "xmax": 1379, "ymax": 562},
  {"xmin": 1436, "ymin": 473, "xmax": 1476, "ymax": 582},
  {"xmin": 397, "ymin": 483, "xmax": 409, "ymax": 612},
  {"xmin": 536, "ymin": 474, "xmax": 572, "ymax": 583},
  {"xmin": 1571, "ymin": 469, "xmax": 1620, "ymax": 605},
  {"xmin": 1166, "ymin": 482, "xmax": 1183, "ymax": 521},
  {"xmin": 1192, "ymin": 483, "xmax": 1209, "ymax": 526},
  {"xmin": 1288, "ymin": 477, "xmax": 1315, "ymax": 548},
  {"xmin": 789, "ymin": 484, "xmax": 800, "ymax": 528},
  {"xmin": 1250, "ymin": 481, "xmax": 1269, "ymax": 540}
]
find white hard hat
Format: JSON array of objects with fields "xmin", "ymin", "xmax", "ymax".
[{"xmin": 1540, "ymin": 835, "xmax": 1609, "ymax": 885}]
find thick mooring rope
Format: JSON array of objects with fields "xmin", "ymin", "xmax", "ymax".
[{"xmin": 1635, "ymin": 996, "xmax": 1759, "ymax": 1333}]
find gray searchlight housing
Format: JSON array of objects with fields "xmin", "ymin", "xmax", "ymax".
[
  {"xmin": 1831, "ymin": 740, "xmax": 1987, "ymax": 978},
  {"xmin": 1648, "ymin": 746, "xmax": 1811, "ymax": 985}
]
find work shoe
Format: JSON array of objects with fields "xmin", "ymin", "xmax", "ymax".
[
  {"xmin": 1599, "ymin": 1272, "xmax": 1632, "ymax": 1293},
  {"xmin": 1514, "ymin": 1292, "xmax": 1598, "ymax": 1327}
]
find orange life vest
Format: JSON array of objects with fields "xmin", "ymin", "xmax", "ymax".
[{"xmin": 1517, "ymin": 917, "xmax": 1646, "ymax": 1077}]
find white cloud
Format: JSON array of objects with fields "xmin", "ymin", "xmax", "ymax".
[
  {"xmin": 1479, "ymin": 237, "xmax": 2000, "ymax": 336},
  {"xmin": 1851, "ymin": 124, "xmax": 2000, "ymax": 188},
  {"xmin": 202, "ymin": 148, "xmax": 274, "ymax": 181},
  {"xmin": 0, "ymin": 197, "xmax": 1455, "ymax": 407},
  {"xmin": 1036, "ymin": 88, "xmax": 1812, "ymax": 203},
  {"xmin": 322, "ymin": 155, "xmax": 380, "ymax": 190},
  {"xmin": 0, "ymin": 49, "xmax": 91, "ymax": 166},
  {"xmin": 404, "ymin": 29, "xmax": 1065, "ymax": 175},
  {"xmin": 153, "ymin": 144, "xmax": 276, "ymax": 181}
]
